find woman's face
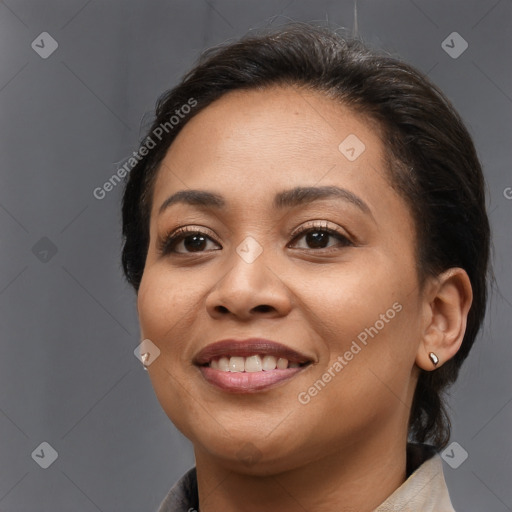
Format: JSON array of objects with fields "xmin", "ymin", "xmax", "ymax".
[{"xmin": 137, "ymin": 86, "xmax": 426, "ymax": 473}]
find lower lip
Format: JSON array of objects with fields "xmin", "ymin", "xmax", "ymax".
[{"xmin": 198, "ymin": 366, "xmax": 305, "ymax": 393}]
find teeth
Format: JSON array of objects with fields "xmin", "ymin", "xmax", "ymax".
[
  {"xmin": 245, "ymin": 355, "xmax": 262, "ymax": 372},
  {"xmin": 262, "ymin": 355, "xmax": 277, "ymax": 371},
  {"xmin": 229, "ymin": 356, "xmax": 245, "ymax": 372},
  {"xmin": 208, "ymin": 355, "xmax": 306, "ymax": 372},
  {"xmin": 218, "ymin": 356, "xmax": 230, "ymax": 372},
  {"xmin": 276, "ymin": 357, "xmax": 288, "ymax": 369}
]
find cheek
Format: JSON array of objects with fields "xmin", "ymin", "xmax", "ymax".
[
  {"xmin": 136, "ymin": 267, "xmax": 205, "ymax": 437},
  {"xmin": 301, "ymin": 257, "xmax": 415, "ymax": 346},
  {"xmin": 304, "ymin": 256, "xmax": 421, "ymax": 393},
  {"xmin": 137, "ymin": 265, "xmax": 201, "ymax": 341}
]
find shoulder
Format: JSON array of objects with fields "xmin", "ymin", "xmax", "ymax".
[
  {"xmin": 156, "ymin": 467, "xmax": 199, "ymax": 512},
  {"xmin": 375, "ymin": 444, "xmax": 456, "ymax": 512}
]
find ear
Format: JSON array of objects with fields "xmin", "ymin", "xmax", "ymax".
[{"xmin": 416, "ymin": 268, "xmax": 473, "ymax": 371}]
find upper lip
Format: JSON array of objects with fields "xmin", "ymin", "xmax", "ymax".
[{"xmin": 193, "ymin": 338, "xmax": 313, "ymax": 366}]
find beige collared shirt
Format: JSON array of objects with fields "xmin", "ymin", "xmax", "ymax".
[
  {"xmin": 374, "ymin": 453, "xmax": 455, "ymax": 511},
  {"xmin": 157, "ymin": 445, "xmax": 456, "ymax": 511}
]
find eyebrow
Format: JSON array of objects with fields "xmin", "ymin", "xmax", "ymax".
[{"xmin": 158, "ymin": 185, "xmax": 372, "ymax": 217}]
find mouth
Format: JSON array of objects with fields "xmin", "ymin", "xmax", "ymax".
[
  {"xmin": 206, "ymin": 354, "xmax": 309, "ymax": 371},
  {"xmin": 194, "ymin": 338, "xmax": 314, "ymax": 393}
]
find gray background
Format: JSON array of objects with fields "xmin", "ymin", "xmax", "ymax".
[{"xmin": 0, "ymin": 0, "xmax": 511, "ymax": 511}]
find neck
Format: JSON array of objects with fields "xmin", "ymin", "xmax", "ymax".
[{"xmin": 194, "ymin": 426, "xmax": 408, "ymax": 512}]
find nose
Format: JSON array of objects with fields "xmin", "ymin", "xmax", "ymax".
[{"xmin": 205, "ymin": 241, "xmax": 292, "ymax": 321}]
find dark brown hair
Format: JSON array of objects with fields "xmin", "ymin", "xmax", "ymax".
[{"xmin": 121, "ymin": 22, "xmax": 491, "ymax": 449}]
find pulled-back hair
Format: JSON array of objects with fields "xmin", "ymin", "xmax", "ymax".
[{"xmin": 121, "ymin": 22, "xmax": 491, "ymax": 449}]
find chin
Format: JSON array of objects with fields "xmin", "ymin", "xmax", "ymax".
[{"xmin": 191, "ymin": 425, "xmax": 314, "ymax": 475}]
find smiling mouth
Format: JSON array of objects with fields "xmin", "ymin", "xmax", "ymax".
[
  {"xmin": 194, "ymin": 338, "xmax": 314, "ymax": 392},
  {"xmin": 198, "ymin": 355, "xmax": 312, "ymax": 393},
  {"xmin": 204, "ymin": 354, "xmax": 311, "ymax": 372}
]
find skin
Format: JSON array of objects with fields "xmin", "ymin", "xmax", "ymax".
[{"xmin": 136, "ymin": 85, "xmax": 472, "ymax": 512}]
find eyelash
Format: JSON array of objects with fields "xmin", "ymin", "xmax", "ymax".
[{"xmin": 158, "ymin": 221, "xmax": 353, "ymax": 256}]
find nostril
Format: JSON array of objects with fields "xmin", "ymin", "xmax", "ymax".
[{"xmin": 253, "ymin": 305, "xmax": 273, "ymax": 313}]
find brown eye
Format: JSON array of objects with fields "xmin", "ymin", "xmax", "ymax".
[
  {"xmin": 159, "ymin": 228, "xmax": 221, "ymax": 255},
  {"xmin": 289, "ymin": 223, "xmax": 353, "ymax": 251}
]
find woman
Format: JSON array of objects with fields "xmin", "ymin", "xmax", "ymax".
[{"xmin": 121, "ymin": 22, "xmax": 490, "ymax": 511}]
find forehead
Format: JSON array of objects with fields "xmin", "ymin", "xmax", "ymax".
[{"xmin": 150, "ymin": 85, "xmax": 390, "ymax": 217}]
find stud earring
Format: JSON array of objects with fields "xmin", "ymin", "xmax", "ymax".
[{"xmin": 428, "ymin": 352, "xmax": 439, "ymax": 366}]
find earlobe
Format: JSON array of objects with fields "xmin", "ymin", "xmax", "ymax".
[
  {"xmin": 416, "ymin": 268, "xmax": 473, "ymax": 371},
  {"xmin": 428, "ymin": 351, "xmax": 439, "ymax": 366}
]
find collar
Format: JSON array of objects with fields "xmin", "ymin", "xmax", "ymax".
[
  {"xmin": 375, "ymin": 443, "xmax": 455, "ymax": 511},
  {"xmin": 157, "ymin": 443, "xmax": 455, "ymax": 512}
]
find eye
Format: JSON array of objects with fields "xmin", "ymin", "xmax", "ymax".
[
  {"xmin": 288, "ymin": 221, "xmax": 353, "ymax": 251},
  {"xmin": 159, "ymin": 221, "xmax": 353, "ymax": 256},
  {"xmin": 158, "ymin": 227, "xmax": 221, "ymax": 255}
]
